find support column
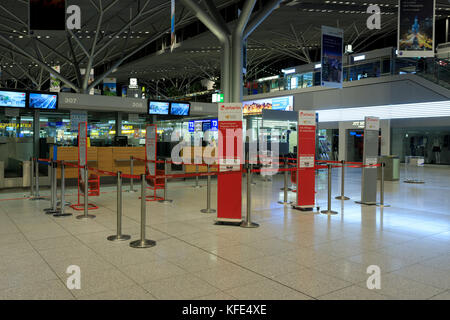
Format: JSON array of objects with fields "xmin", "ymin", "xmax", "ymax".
[
  {"xmin": 380, "ymin": 119, "xmax": 391, "ymax": 156},
  {"xmin": 180, "ymin": 0, "xmax": 281, "ymax": 103},
  {"xmin": 116, "ymin": 112, "xmax": 123, "ymax": 137},
  {"xmin": 231, "ymin": 35, "xmax": 244, "ymax": 102}
]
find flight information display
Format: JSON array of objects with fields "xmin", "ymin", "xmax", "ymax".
[
  {"xmin": 149, "ymin": 101, "xmax": 170, "ymax": 115},
  {"xmin": 0, "ymin": 90, "xmax": 27, "ymax": 108},
  {"xmin": 170, "ymin": 102, "xmax": 190, "ymax": 116},
  {"xmin": 29, "ymin": 93, "xmax": 58, "ymax": 110}
]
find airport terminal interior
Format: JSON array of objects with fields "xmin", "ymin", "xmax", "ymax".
[{"xmin": 0, "ymin": 0, "xmax": 449, "ymax": 303}]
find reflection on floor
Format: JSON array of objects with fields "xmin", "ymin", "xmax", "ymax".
[{"xmin": 0, "ymin": 166, "xmax": 449, "ymax": 300}]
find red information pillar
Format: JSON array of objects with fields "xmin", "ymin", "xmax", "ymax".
[
  {"xmin": 293, "ymin": 110, "xmax": 316, "ymax": 211},
  {"xmin": 217, "ymin": 103, "xmax": 243, "ymax": 223}
]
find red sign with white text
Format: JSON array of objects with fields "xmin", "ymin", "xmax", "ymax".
[
  {"xmin": 217, "ymin": 103, "xmax": 243, "ymax": 223},
  {"xmin": 295, "ymin": 111, "xmax": 316, "ymax": 209}
]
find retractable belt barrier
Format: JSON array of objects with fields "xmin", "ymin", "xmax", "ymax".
[
  {"xmin": 29, "ymin": 157, "xmax": 45, "ymax": 201},
  {"xmin": 31, "ymin": 156, "xmax": 385, "ymax": 249}
]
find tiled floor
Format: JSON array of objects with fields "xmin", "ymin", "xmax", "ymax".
[{"xmin": 0, "ymin": 165, "xmax": 449, "ymax": 300}]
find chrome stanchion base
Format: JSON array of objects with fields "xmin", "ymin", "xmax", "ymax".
[
  {"xmin": 355, "ymin": 201, "xmax": 377, "ymax": 206},
  {"xmin": 321, "ymin": 210, "xmax": 338, "ymax": 215},
  {"xmin": 192, "ymin": 185, "xmax": 202, "ymax": 189},
  {"xmin": 130, "ymin": 239, "xmax": 156, "ymax": 248},
  {"xmin": 280, "ymin": 187, "xmax": 292, "ymax": 191},
  {"xmin": 29, "ymin": 196, "xmax": 47, "ymax": 201},
  {"xmin": 200, "ymin": 208, "xmax": 216, "ymax": 213},
  {"xmin": 45, "ymin": 209, "xmax": 61, "ymax": 215},
  {"xmin": 126, "ymin": 189, "xmax": 138, "ymax": 193},
  {"xmin": 278, "ymin": 201, "xmax": 293, "ymax": 205},
  {"xmin": 76, "ymin": 214, "xmax": 96, "ymax": 220},
  {"xmin": 107, "ymin": 234, "xmax": 131, "ymax": 241},
  {"xmin": 158, "ymin": 199, "xmax": 173, "ymax": 204},
  {"xmin": 335, "ymin": 195, "xmax": 350, "ymax": 200},
  {"xmin": 240, "ymin": 221, "xmax": 259, "ymax": 228},
  {"xmin": 56, "ymin": 201, "xmax": 72, "ymax": 206},
  {"xmin": 376, "ymin": 204, "xmax": 391, "ymax": 207},
  {"xmin": 291, "ymin": 205, "xmax": 314, "ymax": 212},
  {"xmin": 403, "ymin": 180, "xmax": 425, "ymax": 184},
  {"xmin": 53, "ymin": 213, "xmax": 72, "ymax": 217}
]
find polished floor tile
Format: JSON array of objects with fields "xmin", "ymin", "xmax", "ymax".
[{"xmin": 0, "ymin": 166, "xmax": 448, "ymax": 300}]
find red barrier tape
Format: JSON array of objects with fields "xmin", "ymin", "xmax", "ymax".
[
  {"xmin": 88, "ymin": 167, "xmax": 117, "ymax": 177},
  {"xmin": 63, "ymin": 162, "xmax": 82, "ymax": 169},
  {"xmin": 121, "ymin": 173, "xmax": 141, "ymax": 180}
]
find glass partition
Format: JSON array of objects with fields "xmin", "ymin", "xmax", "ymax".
[{"xmin": 244, "ymin": 56, "xmax": 450, "ymax": 97}]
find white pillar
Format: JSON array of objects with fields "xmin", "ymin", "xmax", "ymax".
[{"xmin": 380, "ymin": 119, "xmax": 391, "ymax": 156}]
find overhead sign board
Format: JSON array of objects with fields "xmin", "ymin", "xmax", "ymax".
[
  {"xmin": 59, "ymin": 93, "xmax": 147, "ymax": 113},
  {"xmin": 397, "ymin": 0, "xmax": 435, "ymax": 58},
  {"xmin": 321, "ymin": 25, "xmax": 344, "ymax": 88}
]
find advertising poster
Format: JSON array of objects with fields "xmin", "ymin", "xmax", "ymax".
[
  {"xmin": 217, "ymin": 103, "xmax": 243, "ymax": 223},
  {"xmin": 243, "ymin": 96, "xmax": 294, "ymax": 115},
  {"xmin": 102, "ymin": 77, "xmax": 117, "ymax": 96},
  {"xmin": 145, "ymin": 125, "xmax": 157, "ymax": 176},
  {"xmin": 50, "ymin": 66, "xmax": 61, "ymax": 93},
  {"xmin": 78, "ymin": 121, "xmax": 88, "ymax": 185},
  {"xmin": 321, "ymin": 26, "xmax": 344, "ymax": 89},
  {"xmin": 294, "ymin": 110, "xmax": 316, "ymax": 210},
  {"xmin": 397, "ymin": 0, "xmax": 435, "ymax": 57},
  {"xmin": 171, "ymin": 0, "xmax": 176, "ymax": 52}
]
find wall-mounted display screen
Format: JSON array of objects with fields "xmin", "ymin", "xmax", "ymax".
[
  {"xmin": 170, "ymin": 102, "xmax": 190, "ymax": 116},
  {"xmin": 188, "ymin": 119, "xmax": 218, "ymax": 132},
  {"xmin": 149, "ymin": 101, "xmax": 170, "ymax": 115},
  {"xmin": 29, "ymin": 92, "xmax": 58, "ymax": 110},
  {"xmin": 243, "ymin": 96, "xmax": 294, "ymax": 115},
  {"xmin": 0, "ymin": 90, "xmax": 27, "ymax": 108},
  {"xmin": 202, "ymin": 121, "xmax": 211, "ymax": 132}
]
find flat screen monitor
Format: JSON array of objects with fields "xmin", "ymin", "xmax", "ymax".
[
  {"xmin": 149, "ymin": 101, "xmax": 170, "ymax": 115},
  {"xmin": 0, "ymin": 90, "xmax": 27, "ymax": 108},
  {"xmin": 29, "ymin": 92, "xmax": 58, "ymax": 110},
  {"xmin": 170, "ymin": 102, "xmax": 190, "ymax": 116}
]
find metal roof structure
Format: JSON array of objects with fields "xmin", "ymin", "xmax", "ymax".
[{"xmin": 0, "ymin": 0, "xmax": 449, "ymax": 93}]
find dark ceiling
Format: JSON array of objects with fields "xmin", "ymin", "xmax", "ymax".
[{"xmin": 0, "ymin": 0, "xmax": 449, "ymax": 90}]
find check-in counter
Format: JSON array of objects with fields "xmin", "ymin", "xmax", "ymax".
[
  {"xmin": 50, "ymin": 146, "xmax": 147, "ymax": 179},
  {"xmin": 112, "ymin": 147, "xmax": 145, "ymax": 175},
  {"xmin": 181, "ymin": 146, "xmax": 218, "ymax": 173}
]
